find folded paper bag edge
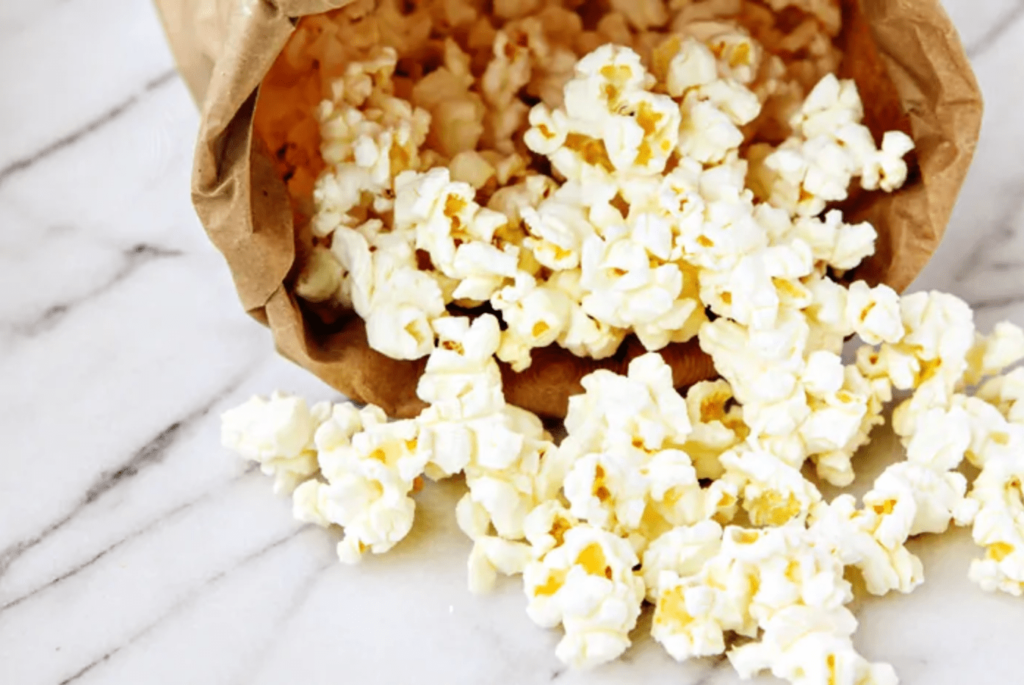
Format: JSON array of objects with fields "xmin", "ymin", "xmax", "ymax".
[{"xmin": 853, "ymin": 0, "xmax": 983, "ymax": 292}]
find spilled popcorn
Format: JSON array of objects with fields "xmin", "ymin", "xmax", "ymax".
[{"xmin": 222, "ymin": 0, "xmax": 1023, "ymax": 683}]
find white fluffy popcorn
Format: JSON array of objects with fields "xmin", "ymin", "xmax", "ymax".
[
  {"xmin": 721, "ymin": 445, "xmax": 822, "ymax": 527},
  {"xmin": 468, "ymin": 535, "xmax": 534, "ymax": 594},
  {"xmin": 729, "ymin": 607, "xmax": 898, "ymax": 685},
  {"xmin": 312, "ymin": 48, "xmax": 431, "ymax": 237},
  {"xmin": 237, "ymin": 6, "xmax": 1024, "ymax": 681},
  {"xmin": 652, "ymin": 522, "xmax": 875, "ymax": 673},
  {"xmin": 221, "ymin": 392, "xmax": 330, "ymax": 494},
  {"xmin": 752, "ymin": 74, "xmax": 914, "ymax": 216},
  {"xmin": 810, "ymin": 496, "xmax": 923, "ymax": 597},
  {"xmin": 416, "ymin": 315, "xmax": 553, "ymax": 539},
  {"xmin": 641, "ymin": 521, "xmax": 723, "ymax": 600},
  {"xmin": 523, "ymin": 524, "xmax": 645, "ymax": 669},
  {"xmin": 959, "ymin": 393, "xmax": 1024, "ymax": 595},
  {"xmin": 297, "ymin": 411, "xmax": 426, "ymax": 563}
]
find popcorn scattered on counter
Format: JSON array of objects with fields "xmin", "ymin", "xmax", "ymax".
[{"xmin": 222, "ymin": 1, "xmax": 1024, "ymax": 682}]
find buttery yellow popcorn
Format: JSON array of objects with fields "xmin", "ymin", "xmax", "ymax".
[{"xmin": 523, "ymin": 523, "xmax": 645, "ymax": 669}]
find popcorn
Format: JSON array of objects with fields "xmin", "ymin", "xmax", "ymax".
[
  {"xmin": 221, "ymin": 392, "xmax": 331, "ymax": 494},
  {"xmin": 968, "ymin": 452, "xmax": 1024, "ymax": 596},
  {"xmin": 864, "ymin": 461, "xmax": 970, "ymax": 545},
  {"xmin": 976, "ymin": 368, "xmax": 1024, "ymax": 423},
  {"xmin": 657, "ymin": 37, "xmax": 718, "ymax": 97},
  {"xmin": 550, "ymin": 270, "xmax": 630, "ymax": 359},
  {"xmin": 720, "ymin": 446, "xmax": 822, "ymax": 527},
  {"xmin": 245, "ymin": 4, "xmax": 1024, "ymax": 680},
  {"xmin": 491, "ymin": 273, "xmax": 572, "ymax": 371},
  {"xmin": 640, "ymin": 521, "xmax": 723, "ymax": 600},
  {"xmin": 468, "ymin": 535, "xmax": 534, "ymax": 594},
  {"xmin": 964, "ymin": 321, "xmax": 1024, "ymax": 386},
  {"xmin": 653, "ymin": 522, "xmax": 860, "ymax": 667},
  {"xmin": 293, "ymin": 246, "xmax": 343, "ymax": 304},
  {"xmin": 565, "ymin": 353, "xmax": 694, "ymax": 454},
  {"xmin": 297, "ymin": 408, "xmax": 426, "ymax": 563},
  {"xmin": 793, "ymin": 210, "xmax": 877, "ymax": 273},
  {"xmin": 652, "ymin": 571, "xmax": 738, "ymax": 660},
  {"xmin": 562, "ymin": 449, "xmax": 638, "ymax": 530},
  {"xmin": 729, "ymin": 607, "xmax": 898, "ymax": 685},
  {"xmin": 752, "ymin": 74, "xmax": 915, "ymax": 216},
  {"xmin": 311, "ymin": 49, "xmax": 432, "ymax": 236},
  {"xmin": 449, "ymin": 150, "xmax": 497, "ymax": 189},
  {"xmin": 396, "ymin": 168, "xmax": 517, "ymax": 303},
  {"xmin": 861, "ymin": 131, "xmax": 915, "ymax": 193},
  {"xmin": 330, "ymin": 220, "xmax": 448, "ymax": 360},
  {"xmin": 579, "ymin": 229, "xmax": 702, "ymax": 350},
  {"xmin": 415, "ymin": 315, "xmax": 508, "ymax": 478},
  {"xmin": 523, "ymin": 524, "xmax": 645, "ymax": 668},
  {"xmin": 520, "ymin": 182, "xmax": 599, "ymax": 271},
  {"xmin": 846, "ymin": 281, "xmax": 905, "ymax": 346},
  {"xmin": 681, "ymin": 379, "xmax": 746, "ymax": 479},
  {"xmin": 411, "ymin": 39, "xmax": 485, "ymax": 157},
  {"xmin": 810, "ymin": 496, "xmax": 924, "ymax": 597},
  {"xmin": 610, "ymin": 0, "xmax": 668, "ymax": 31},
  {"xmin": 524, "ymin": 501, "xmax": 579, "ymax": 557}
]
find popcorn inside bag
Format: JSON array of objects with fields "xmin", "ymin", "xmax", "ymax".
[{"xmin": 213, "ymin": 0, "xmax": 979, "ymax": 420}]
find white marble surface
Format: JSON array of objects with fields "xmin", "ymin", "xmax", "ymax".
[{"xmin": 1, "ymin": 1, "xmax": 1023, "ymax": 683}]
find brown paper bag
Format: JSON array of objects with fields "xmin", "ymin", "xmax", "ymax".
[{"xmin": 156, "ymin": 0, "xmax": 982, "ymax": 419}]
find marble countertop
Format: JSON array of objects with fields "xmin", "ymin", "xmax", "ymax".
[{"xmin": 2, "ymin": 1, "xmax": 1023, "ymax": 683}]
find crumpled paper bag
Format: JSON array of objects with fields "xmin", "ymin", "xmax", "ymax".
[{"xmin": 155, "ymin": 0, "xmax": 983, "ymax": 419}]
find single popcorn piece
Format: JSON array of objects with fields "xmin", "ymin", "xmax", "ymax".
[
  {"xmin": 681, "ymin": 379, "xmax": 747, "ymax": 480},
  {"xmin": 296, "ymin": 404, "xmax": 427, "ymax": 564},
  {"xmin": 563, "ymin": 449, "xmax": 652, "ymax": 533},
  {"xmin": 526, "ymin": 44, "xmax": 688, "ymax": 178},
  {"xmin": 491, "ymin": 272, "xmax": 572, "ymax": 372},
  {"xmin": 652, "ymin": 570, "xmax": 737, "ymax": 661},
  {"xmin": 640, "ymin": 521, "xmax": 723, "ymax": 600},
  {"xmin": 964, "ymin": 321, "xmax": 1024, "ymax": 386},
  {"xmin": 976, "ymin": 368, "xmax": 1024, "ymax": 423},
  {"xmin": 221, "ymin": 392, "xmax": 331, "ymax": 494},
  {"xmin": 721, "ymin": 446, "xmax": 822, "ymax": 526},
  {"xmin": 467, "ymin": 535, "xmax": 534, "ymax": 594},
  {"xmin": 728, "ymin": 606, "xmax": 898, "ymax": 685},
  {"xmin": 524, "ymin": 500, "xmax": 579, "ymax": 557},
  {"xmin": 293, "ymin": 246, "xmax": 343, "ymax": 304},
  {"xmin": 609, "ymin": 0, "xmax": 668, "ymax": 31},
  {"xmin": 861, "ymin": 130, "xmax": 915, "ymax": 193},
  {"xmin": 579, "ymin": 228, "xmax": 702, "ymax": 351},
  {"xmin": 523, "ymin": 524, "xmax": 645, "ymax": 669},
  {"xmin": 846, "ymin": 281, "xmax": 905, "ymax": 346},
  {"xmin": 793, "ymin": 210, "xmax": 877, "ymax": 273},
  {"xmin": 564, "ymin": 353, "xmax": 694, "ymax": 455},
  {"xmin": 810, "ymin": 496, "xmax": 924, "ymax": 597}
]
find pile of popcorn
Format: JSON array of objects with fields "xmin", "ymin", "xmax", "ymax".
[
  {"xmin": 260, "ymin": 0, "xmax": 865, "ymax": 367},
  {"xmin": 223, "ymin": 0, "xmax": 1024, "ymax": 682}
]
